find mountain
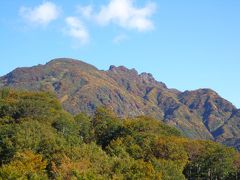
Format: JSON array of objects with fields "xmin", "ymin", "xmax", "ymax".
[{"xmin": 1, "ymin": 58, "xmax": 240, "ymax": 148}]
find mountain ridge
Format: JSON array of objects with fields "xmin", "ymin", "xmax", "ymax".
[{"xmin": 1, "ymin": 58, "xmax": 240, "ymax": 149}]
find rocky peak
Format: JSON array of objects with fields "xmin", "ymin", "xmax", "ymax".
[
  {"xmin": 108, "ymin": 65, "xmax": 138, "ymax": 76},
  {"xmin": 139, "ymin": 72, "xmax": 167, "ymax": 88},
  {"xmin": 139, "ymin": 72, "xmax": 155, "ymax": 83}
]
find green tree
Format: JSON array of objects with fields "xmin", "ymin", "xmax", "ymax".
[
  {"xmin": 75, "ymin": 113, "xmax": 95, "ymax": 143},
  {"xmin": 92, "ymin": 107, "xmax": 125, "ymax": 148},
  {"xmin": 0, "ymin": 151, "xmax": 48, "ymax": 179},
  {"xmin": 184, "ymin": 140, "xmax": 238, "ymax": 179}
]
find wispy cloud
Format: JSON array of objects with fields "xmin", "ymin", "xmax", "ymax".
[
  {"xmin": 113, "ymin": 34, "xmax": 128, "ymax": 43},
  {"xmin": 65, "ymin": 17, "xmax": 89, "ymax": 45},
  {"xmin": 78, "ymin": 0, "xmax": 156, "ymax": 32},
  {"xmin": 77, "ymin": 5, "xmax": 93, "ymax": 19},
  {"xmin": 19, "ymin": 1, "xmax": 60, "ymax": 26}
]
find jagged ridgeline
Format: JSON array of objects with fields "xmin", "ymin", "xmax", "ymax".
[
  {"xmin": 0, "ymin": 89, "xmax": 239, "ymax": 179},
  {"xmin": 1, "ymin": 58, "xmax": 240, "ymax": 150}
]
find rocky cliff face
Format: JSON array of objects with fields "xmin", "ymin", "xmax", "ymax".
[{"xmin": 1, "ymin": 58, "xmax": 240, "ymax": 147}]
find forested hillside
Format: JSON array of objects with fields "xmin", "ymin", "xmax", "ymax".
[{"xmin": 0, "ymin": 89, "xmax": 239, "ymax": 179}]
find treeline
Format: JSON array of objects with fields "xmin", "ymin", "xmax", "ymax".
[{"xmin": 0, "ymin": 89, "xmax": 239, "ymax": 179}]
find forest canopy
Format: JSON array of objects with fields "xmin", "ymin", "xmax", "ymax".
[{"xmin": 0, "ymin": 89, "xmax": 239, "ymax": 179}]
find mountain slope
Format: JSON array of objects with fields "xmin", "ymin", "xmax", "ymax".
[{"xmin": 1, "ymin": 58, "xmax": 239, "ymax": 146}]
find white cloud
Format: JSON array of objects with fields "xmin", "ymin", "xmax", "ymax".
[
  {"xmin": 65, "ymin": 16, "xmax": 89, "ymax": 45},
  {"xmin": 95, "ymin": 0, "xmax": 156, "ymax": 31},
  {"xmin": 113, "ymin": 34, "xmax": 128, "ymax": 43},
  {"xmin": 18, "ymin": 0, "xmax": 156, "ymax": 46},
  {"xmin": 19, "ymin": 1, "xmax": 60, "ymax": 26}
]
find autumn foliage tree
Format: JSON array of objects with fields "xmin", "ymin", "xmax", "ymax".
[{"xmin": 0, "ymin": 89, "xmax": 239, "ymax": 179}]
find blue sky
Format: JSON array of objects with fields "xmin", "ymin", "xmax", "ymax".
[{"xmin": 0, "ymin": 0, "xmax": 240, "ymax": 107}]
